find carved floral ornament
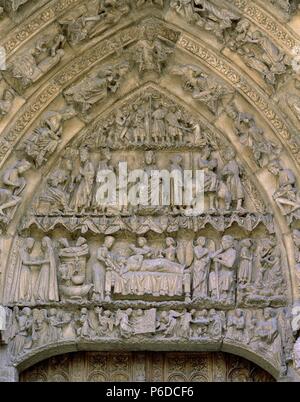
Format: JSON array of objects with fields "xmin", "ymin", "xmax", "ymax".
[{"xmin": 0, "ymin": 0, "xmax": 300, "ymax": 382}]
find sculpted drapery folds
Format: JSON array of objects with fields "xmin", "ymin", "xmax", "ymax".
[
  {"xmin": 171, "ymin": 64, "xmax": 234, "ymax": 115},
  {"xmin": 170, "ymin": 0, "xmax": 240, "ymax": 42},
  {"xmin": 7, "ymin": 33, "xmax": 66, "ymax": 89},
  {"xmin": 63, "ymin": 61, "xmax": 131, "ymax": 115},
  {"xmin": 18, "ymin": 107, "xmax": 76, "ymax": 168},
  {"xmin": 0, "ymin": 0, "xmax": 300, "ymax": 382},
  {"xmin": 0, "ymin": 159, "xmax": 31, "ymax": 225},
  {"xmin": 227, "ymin": 20, "xmax": 291, "ymax": 88}
]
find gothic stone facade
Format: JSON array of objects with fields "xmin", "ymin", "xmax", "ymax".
[{"xmin": 0, "ymin": 0, "xmax": 300, "ymax": 382}]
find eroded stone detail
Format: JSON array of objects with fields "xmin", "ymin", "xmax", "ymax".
[
  {"xmin": 4, "ymin": 304, "xmax": 291, "ymax": 375},
  {"xmin": 17, "ymin": 107, "xmax": 76, "ymax": 167},
  {"xmin": 0, "ymin": 159, "xmax": 31, "ymax": 227},
  {"xmin": 0, "ymin": 0, "xmax": 299, "ymax": 382},
  {"xmin": 170, "ymin": 0, "xmax": 240, "ymax": 42},
  {"xmin": 7, "ymin": 33, "xmax": 66, "ymax": 90}
]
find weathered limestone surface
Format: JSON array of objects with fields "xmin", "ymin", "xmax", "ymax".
[{"xmin": 0, "ymin": 0, "xmax": 300, "ymax": 382}]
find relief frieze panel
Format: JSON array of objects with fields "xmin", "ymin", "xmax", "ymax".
[
  {"xmin": 0, "ymin": 0, "xmax": 300, "ymax": 382},
  {"xmin": 3, "ymin": 230, "xmax": 288, "ymax": 308},
  {"xmin": 3, "ymin": 302, "xmax": 292, "ymax": 376}
]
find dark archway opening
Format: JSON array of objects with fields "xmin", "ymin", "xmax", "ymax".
[{"xmin": 20, "ymin": 351, "xmax": 275, "ymax": 382}]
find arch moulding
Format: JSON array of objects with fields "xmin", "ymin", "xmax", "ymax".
[{"xmin": 1, "ymin": 0, "xmax": 300, "ymax": 383}]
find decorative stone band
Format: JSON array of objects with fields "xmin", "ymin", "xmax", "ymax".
[
  {"xmin": 230, "ymin": 0, "xmax": 300, "ymax": 52},
  {"xmin": 1, "ymin": 0, "xmax": 298, "ymax": 60},
  {"xmin": 177, "ymin": 33, "xmax": 300, "ymax": 167},
  {"xmin": 21, "ymin": 213, "xmax": 276, "ymax": 235},
  {"xmin": 0, "ymin": 20, "xmax": 180, "ymax": 169},
  {"xmin": 4, "ymin": 305, "xmax": 289, "ymax": 380},
  {"xmin": 0, "ymin": 0, "xmax": 82, "ymax": 58}
]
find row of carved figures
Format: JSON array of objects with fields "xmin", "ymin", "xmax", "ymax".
[
  {"xmin": 1, "ymin": 11, "xmax": 295, "ymax": 96},
  {"xmin": 2, "ymin": 0, "xmax": 291, "ymax": 92},
  {"xmin": 34, "ymin": 147, "xmax": 248, "ymax": 215},
  {"xmin": 0, "ymin": 130, "xmax": 299, "ymax": 229},
  {"xmin": 32, "ymin": 145, "xmax": 300, "ymax": 221},
  {"xmin": 4, "ymin": 305, "xmax": 292, "ymax": 372},
  {"xmin": 6, "ymin": 234, "xmax": 286, "ymax": 306}
]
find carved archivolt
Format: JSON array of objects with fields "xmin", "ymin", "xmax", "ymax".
[{"xmin": 0, "ymin": 0, "xmax": 300, "ymax": 382}]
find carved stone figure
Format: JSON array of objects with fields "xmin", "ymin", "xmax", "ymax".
[
  {"xmin": 47, "ymin": 308, "xmax": 64, "ymax": 342},
  {"xmin": 270, "ymin": 0, "xmax": 299, "ymax": 18},
  {"xmin": 287, "ymin": 94, "xmax": 300, "ymax": 121},
  {"xmin": 104, "ymin": 236, "xmax": 191, "ymax": 300},
  {"xmin": 268, "ymin": 160, "xmax": 300, "ymax": 218},
  {"xmin": 169, "ymin": 154, "xmax": 184, "ymax": 213},
  {"xmin": 191, "ymin": 309, "xmax": 210, "ymax": 337},
  {"xmin": 254, "ymin": 238, "xmax": 275, "ymax": 289},
  {"xmin": 62, "ymin": 0, "xmax": 130, "ymax": 44},
  {"xmin": 208, "ymin": 309, "xmax": 225, "ymax": 339},
  {"xmin": 211, "ymin": 235, "xmax": 237, "ymax": 303},
  {"xmin": 221, "ymin": 150, "xmax": 245, "ymax": 211},
  {"xmin": 0, "ymin": 86, "xmax": 14, "ymax": 120},
  {"xmin": 9, "ymin": 307, "xmax": 33, "ymax": 357},
  {"xmin": 92, "ymin": 236, "xmax": 115, "ymax": 302},
  {"xmin": 3, "ymin": 304, "xmax": 290, "ymax": 371},
  {"xmin": 192, "ymin": 237, "xmax": 211, "ymax": 299},
  {"xmin": 36, "ymin": 166, "xmax": 73, "ymax": 215},
  {"xmin": 0, "ymin": 1, "xmax": 297, "ymax": 382},
  {"xmin": 64, "ymin": 62, "xmax": 130, "ymax": 114},
  {"xmin": 229, "ymin": 23, "xmax": 290, "ymax": 87},
  {"xmin": 294, "ymin": 336, "xmax": 300, "ymax": 369},
  {"xmin": 156, "ymin": 310, "xmax": 182, "ymax": 338},
  {"xmin": 58, "ymin": 237, "xmax": 92, "ymax": 302},
  {"xmin": 226, "ymin": 104, "xmax": 281, "ymax": 168},
  {"xmin": 170, "ymin": 0, "xmax": 240, "ymax": 41},
  {"xmin": 0, "ymin": 159, "xmax": 31, "ymax": 223},
  {"xmin": 152, "ymin": 102, "xmax": 167, "ymax": 143},
  {"xmin": 33, "ymin": 237, "xmax": 59, "ymax": 304},
  {"xmin": 165, "ymin": 106, "xmax": 185, "ymax": 144},
  {"xmin": 4, "ymin": 0, "xmax": 29, "ymax": 12},
  {"xmin": 171, "ymin": 64, "xmax": 232, "ymax": 115},
  {"xmin": 32, "ymin": 309, "xmax": 49, "ymax": 348},
  {"xmin": 9, "ymin": 238, "xmax": 42, "ymax": 303},
  {"xmin": 197, "ymin": 145, "xmax": 230, "ymax": 211},
  {"xmin": 133, "ymin": 24, "xmax": 174, "ymax": 75},
  {"xmin": 20, "ymin": 107, "xmax": 76, "ymax": 167},
  {"xmin": 80, "ymin": 88, "xmax": 205, "ymax": 149},
  {"xmin": 9, "ymin": 34, "xmax": 66, "ymax": 88},
  {"xmin": 227, "ymin": 309, "xmax": 246, "ymax": 342},
  {"xmin": 115, "ymin": 308, "xmax": 133, "ymax": 338},
  {"xmin": 293, "ymin": 229, "xmax": 300, "ymax": 292},
  {"xmin": 132, "ymin": 104, "xmax": 147, "ymax": 144},
  {"xmin": 249, "ymin": 309, "xmax": 283, "ymax": 369},
  {"xmin": 76, "ymin": 308, "xmax": 95, "ymax": 339},
  {"xmin": 136, "ymin": 0, "xmax": 164, "ymax": 6},
  {"xmin": 70, "ymin": 147, "xmax": 95, "ymax": 213},
  {"xmin": 238, "ymin": 239, "xmax": 253, "ymax": 285},
  {"xmin": 95, "ymin": 307, "xmax": 115, "ymax": 336}
]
